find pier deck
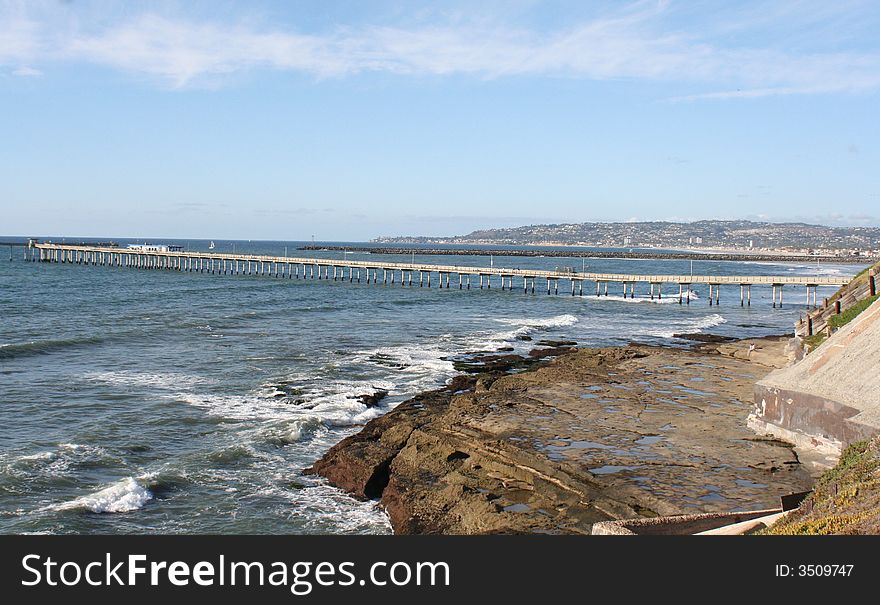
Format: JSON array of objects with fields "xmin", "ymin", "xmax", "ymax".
[{"xmin": 30, "ymin": 243, "xmax": 850, "ymax": 307}]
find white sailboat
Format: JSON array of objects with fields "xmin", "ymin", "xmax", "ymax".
[{"xmin": 209, "ymin": 241, "xmax": 215, "ymax": 250}]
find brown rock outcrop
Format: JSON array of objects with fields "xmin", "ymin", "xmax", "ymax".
[{"xmin": 306, "ymin": 340, "xmax": 814, "ymax": 534}]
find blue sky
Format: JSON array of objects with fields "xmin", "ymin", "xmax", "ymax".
[{"xmin": 1, "ymin": 0, "xmax": 879, "ymax": 240}]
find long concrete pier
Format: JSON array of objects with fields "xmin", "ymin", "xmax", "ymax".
[{"xmin": 30, "ymin": 243, "xmax": 850, "ymax": 307}]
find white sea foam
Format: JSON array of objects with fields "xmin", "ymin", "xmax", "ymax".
[
  {"xmin": 255, "ymin": 341, "xmax": 466, "ymax": 432},
  {"xmin": 239, "ymin": 468, "xmax": 391, "ymax": 533},
  {"xmin": 691, "ymin": 313, "xmax": 728, "ymax": 330},
  {"xmin": 176, "ymin": 392, "xmax": 293, "ymax": 421},
  {"xmin": 54, "ymin": 477, "xmax": 152, "ymax": 513},
  {"xmin": 578, "ymin": 293, "xmax": 679, "ymax": 304},
  {"xmin": 178, "ymin": 312, "xmax": 588, "ymax": 433},
  {"xmin": 359, "ymin": 344, "xmax": 456, "ymax": 377},
  {"xmin": 279, "ymin": 417, "xmax": 326, "ymax": 443},
  {"xmin": 643, "ymin": 313, "xmax": 727, "ymax": 338},
  {"xmin": 199, "ymin": 321, "xmax": 528, "ymax": 434},
  {"xmin": 495, "ymin": 313, "xmax": 579, "ymax": 330},
  {"xmin": 304, "ymin": 378, "xmax": 400, "ymax": 426},
  {"xmin": 85, "ymin": 371, "xmax": 210, "ymax": 391},
  {"xmin": 288, "ymin": 482, "xmax": 392, "ymax": 534},
  {"xmin": 490, "ymin": 313, "xmax": 579, "ymax": 340},
  {"xmin": 191, "ymin": 462, "xmax": 392, "ymax": 533},
  {"xmin": 16, "ymin": 451, "xmax": 56, "ymax": 462},
  {"xmin": 4, "ymin": 443, "xmax": 114, "ymax": 479},
  {"xmin": 178, "ymin": 375, "xmax": 399, "ymax": 430}
]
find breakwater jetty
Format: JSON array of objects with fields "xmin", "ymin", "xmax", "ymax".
[
  {"xmin": 301, "ymin": 245, "xmax": 874, "ymax": 264},
  {"xmin": 30, "ymin": 242, "xmax": 848, "ymax": 307}
]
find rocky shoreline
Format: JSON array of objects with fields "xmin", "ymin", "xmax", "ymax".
[{"xmin": 305, "ymin": 336, "xmax": 815, "ymax": 534}]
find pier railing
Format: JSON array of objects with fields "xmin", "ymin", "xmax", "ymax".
[{"xmin": 795, "ymin": 263, "xmax": 878, "ymax": 337}]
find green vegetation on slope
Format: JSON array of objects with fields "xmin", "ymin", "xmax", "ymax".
[
  {"xmin": 801, "ymin": 333, "xmax": 827, "ymax": 351},
  {"xmin": 763, "ymin": 438, "xmax": 880, "ymax": 535},
  {"xmin": 828, "ymin": 294, "xmax": 879, "ymax": 330},
  {"xmin": 802, "ymin": 263, "xmax": 877, "ymax": 355}
]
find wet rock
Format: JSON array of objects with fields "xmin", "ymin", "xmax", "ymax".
[
  {"xmin": 356, "ymin": 389, "xmax": 389, "ymax": 407},
  {"xmin": 450, "ymin": 353, "xmax": 529, "ymax": 374},
  {"xmin": 307, "ymin": 442, "xmax": 396, "ymax": 499},
  {"xmin": 673, "ymin": 333, "xmax": 735, "ymax": 343},
  {"xmin": 368, "ymin": 352, "xmax": 409, "ymax": 369},
  {"xmin": 447, "ymin": 375, "xmax": 477, "ymax": 393},
  {"xmin": 537, "ymin": 339, "xmax": 577, "ymax": 347},
  {"xmin": 528, "ymin": 346, "xmax": 575, "ymax": 358},
  {"xmin": 269, "ymin": 385, "xmax": 305, "ymax": 398}
]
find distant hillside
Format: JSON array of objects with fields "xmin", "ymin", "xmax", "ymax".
[{"xmin": 375, "ymin": 220, "xmax": 880, "ymax": 253}]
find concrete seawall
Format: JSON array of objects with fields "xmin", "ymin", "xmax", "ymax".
[{"xmin": 750, "ymin": 297, "xmax": 880, "ymax": 467}]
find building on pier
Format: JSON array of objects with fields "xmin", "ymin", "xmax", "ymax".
[{"xmin": 127, "ymin": 244, "xmax": 184, "ymax": 253}]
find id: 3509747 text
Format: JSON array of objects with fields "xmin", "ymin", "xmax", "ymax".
[{"xmin": 775, "ymin": 564, "xmax": 854, "ymax": 577}]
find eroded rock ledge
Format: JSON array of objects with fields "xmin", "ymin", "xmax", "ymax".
[{"xmin": 306, "ymin": 339, "xmax": 814, "ymax": 534}]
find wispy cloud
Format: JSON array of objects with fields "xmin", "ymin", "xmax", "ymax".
[
  {"xmin": 2, "ymin": 1, "xmax": 880, "ymax": 97},
  {"xmin": 11, "ymin": 65, "xmax": 41, "ymax": 77}
]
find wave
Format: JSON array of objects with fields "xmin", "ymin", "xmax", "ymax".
[
  {"xmin": 85, "ymin": 371, "xmax": 210, "ymax": 391},
  {"xmin": 231, "ymin": 342, "xmax": 465, "ymax": 437},
  {"xmin": 2, "ymin": 443, "xmax": 115, "ymax": 480},
  {"xmin": 206, "ymin": 445, "xmax": 257, "ymax": 464},
  {"xmin": 643, "ymin": 313, "xmax": 727, "ymax": 338},
  {"xmin": 578, "ymin": 293, "xmax": 680, "ymax": 305},
  {"xmin": 53, "ymin": 477, "xmax": 152, "ymax": 514},
  {"xmin": 493, "ymin": 313, "xmax": 579, "ymax": 339},
  {"xmin": 495, "ymin": 313, "xmax": 579, "ymax": 330},
  {"xmin": 178, "ymin": 378, "xmax": 396, "ymax": 428},
  {"xmin": 261, "ymin": 417, "xmax": 327, "ymax": 445},
  {"xmin": 0, "ymin": 336, "xmax": 104, "ymax": 360},
  {"xmin": 183, "ymin": 336, "xmax": 480, "ymax": 437},
  {"xmin": 176, "ymin": 392, "xmax": 292, "ymax": 421},
  {"xmin": 138, "ymin": 469, "xmax": 193, "ymax": 499},
  {"xmin": 690, "ymin": 314, "xmax": 727, "ymax": 331},
  {"xmin": 360, "ymin": 345, "xmax": 455, "ymax": 377}
]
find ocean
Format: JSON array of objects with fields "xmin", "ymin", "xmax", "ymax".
[{"xmin": 0, "ymin": 239, "xmax": 862, "ymax": 534}]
